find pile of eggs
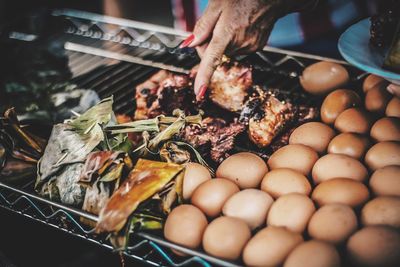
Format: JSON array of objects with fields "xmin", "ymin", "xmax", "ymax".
[{"xmin": 164, "ymin": 62, "xmax": 400, "ymax": 267}]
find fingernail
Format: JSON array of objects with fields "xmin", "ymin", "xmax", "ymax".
[
  {"xmin": 387, "ymin": 84, "xmax": 395, "ymax": 94},
  {"xmin": 180, "ymin": 34, "xmax": 195, "ymax": 48},
  {"xmin": 196, "ymin": 85, "xmax": 207, "ymax": 101}
]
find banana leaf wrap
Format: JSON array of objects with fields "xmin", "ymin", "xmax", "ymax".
[{"xmin": 95, "ymin": 159, "xmax": 184, "ymax": 233}]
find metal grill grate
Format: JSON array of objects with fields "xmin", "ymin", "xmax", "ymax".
[{"xmin": 0, "ymin": 8, "xmax": 365, "ymax": 267}]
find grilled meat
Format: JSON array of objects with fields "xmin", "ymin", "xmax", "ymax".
[
  {"xmin": 134, "ymin": 71, "xmax": 197, "ymax": 119},
  {"xmin": 134, "ymin": 70, "xmax": 170, "ymax": 120},
  {"xmin": 240, "ymin": 87, "xmax": 317, "ymax": 148},
  {"xmin": 240, "ymin": 89, "xmax": 295, "ymax": 148},
  {"xmin": 182, "ymin": 117, "xmax": 245, "ymax": 163},
  {"xmin": 209, "ymin": 61, "xmax": 253, "ymax": 112}
]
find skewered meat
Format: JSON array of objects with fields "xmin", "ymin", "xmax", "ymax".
[
  {"xmin": 182, "ymin": 117, "xmax": 246, "ymax": 163},
  {"xmin": 134, "ymin": 71, "xmax": 197, "ymax": 120},
  {"xmin": 209, "ymin": 61, "xmax": 253, "ymax": 112}
]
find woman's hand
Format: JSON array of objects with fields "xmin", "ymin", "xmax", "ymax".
[
  {"xmin": 387, "ymin": 83, "xmax": 400, "ymax": 97},
  {"xmin": 182, "ymin": 0, "xmax": 315, "ymax": 99}
]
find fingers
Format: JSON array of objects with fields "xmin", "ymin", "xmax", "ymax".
[
  {"xmin": 195, "ymin": 43, "xmax": 209, "ymax": 59},
  {"xmin": 189, "ymin": 2, "xmax": 221, "ymax": 47},
  {"xmin": 387, "ymin": 84, "xmax": 400, "ymax": 97},
  {"xmin": 194, "ymin": 26, "xmax": 231, "ymax": 99}
]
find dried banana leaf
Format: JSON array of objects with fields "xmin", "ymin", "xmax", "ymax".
[
  {"xmin": 79, "ymin": 151, "xmax": 124, "ymax": 183},
  {"xmin": 96, "ymin": 159, "xmax": 184, "ymax": 233},
  {"xmin": 36, "ymin": 97, "xmax": 115, "ymax": 206}
]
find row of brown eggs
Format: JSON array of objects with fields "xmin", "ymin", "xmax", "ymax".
[{"xmin": 164, "ymin": 63, "xmax": 400, "ymax": 267}]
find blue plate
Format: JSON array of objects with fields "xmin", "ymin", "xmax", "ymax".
[{"xmin": 338, "ymin": 18, "xmax": 400, "ymax": 85}]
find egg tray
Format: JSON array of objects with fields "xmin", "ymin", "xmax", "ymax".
[{"xmin": 0, "ymin": 8, "xmax": 367, "ymax": 267}]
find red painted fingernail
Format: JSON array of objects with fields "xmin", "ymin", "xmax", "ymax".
[
  {"xmin": 180, "ymin": 34, "xmax": 195, "ymax": 48},
  {"xmin": 196, "ymin": 85, "xmax": 207, "ymax": 101}
]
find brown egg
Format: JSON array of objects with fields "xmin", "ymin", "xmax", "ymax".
[
  {"xmin": 202, "ymin": 216, "xmax": 251, "ymax": 260},
  {"xmin": 320, "ymin": 89, "xmax": 361, "ymax": 124},
  {"xmin": 191, "ymin": 178, "xmax": 239, "ymax": 218},
  {"xmin": 327, "ymin": 133, "xmax": 371, "ymax": 159},
  {"xmin": 308, "ymin": 204, "xmax": 357, "ymax": 244},
  {"xmin": 334, "ymin": 108, "xmax": 373, "ymax": 134},
  {"xmin": 312, "ymin": 178, "xmax": 370, "ymax": 208},
  {"xmin": 216, "ymin": 152, "xmax": 268, "ymax": 189},
  {"xmin": 243, "ymin": 226, "xmax": 303, "ymax": 267},
  {"xmin": 289, "ymin": 122, "xmax": 335, "ymax": 153},
  {"xmin": 261, "ymin": 168, "xmax": 312, "ymax": 198},
  {"xmin": 312, "ymin": 154, "xmax": 368, "ymax": 184},
  {"xmin": 363, "ymin": 74, "xmax": 387, "ymax": 93},
  {"xmin": 386, "ymin": 97, "xmax": 400, "ymax": 118},
  {"xmin": 347, "ymin": 226, "xmax": 400, "ymax": 267},
  {"xmin": 300, "ymin": 61, "xmax": 349, "ymax": 95},
  {"xmin": 164, "ymin": 205, "xmax": 208, "ymax": 251},
  {"xmin": 284, "ymin": 240, "xmax": 340, "ymax": 267},
  {"xmin": 370, "ymin": 166, "xmax": 400, "ymax": 197},
  {"xmin": 361, "ymin": 196, "xmax": 400, "ymax": 228},
  {"xmin": 267, "ymin": 193, "xmax": 316, "ymax": 233},
  {"xmin": 370, "ymin": 117, "xmax": 400, "ymax": 142},
  {"xmin": 183, "ymin": 163, "xmax": 211, "ymax": 200},
  {"xmin": 268, "ymin": 144, "xmax": 319, "ymax": 176},
  {"xmin": 365, "ymin": 83, "xmax": 392, "ymax": 114},
  {"xmin": 222, "ymin": 189, "xmax": 273, "ymax": 230},
  {"xmin": 365, "ymin": 141, "xmax": 400, "ymax": 171}
]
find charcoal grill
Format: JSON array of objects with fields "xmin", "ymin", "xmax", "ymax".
[{"xmin": 0, "ymin": 9, "xmax": 365, "ymax": 267}]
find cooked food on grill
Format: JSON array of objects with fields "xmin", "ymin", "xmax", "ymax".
[
  {"xmin": 135, "ymin": 70, "xmax": 197, "ymax": 120},
  {"xmin": 164, "ymin": 204, "xmax": 208, "ymax": 254},
  {"xmin": 364, "ymin": 83, "xmax": 392, "ymax": 113},
  {"xmin": 363, "ymin": 74, "xmax": 387, "ymax": 93},
  {"xmin": 347, "ymin": 226, "xmax": 400, "ymax": 267},
  {"xmin": 261, "ymin": 168, "xmax": 312, "ymax": 198},
  {"xmin": 369, "ymin": 165, "xmax": 400, "ymax": 197},
  {"xmin": 361, "ymin": 196, "xmax": 400, "ymax": 229},
  {"xmin": 216, "ymin": 152, "xmax": 268, "ymax": 189},
  {"xmin": 222, "ymin": 189, "xmax": 273, "ymax": 230},
  {"xmin": 320, "ymin": 89, "xmax": 361, "ymax": 124},
  {"xmin": 327, "ymin": 133, "xmax": 371, "ymax": 160},
  {"xmin": 289, "ymin": 122, "xmax": 335, "ymax": 154},
  {"xmin": 370, "ymin": 117, "xmax": 400, "ymax": 142},
  {"xmin": 299, "ymin": 61, "xmax": 350, "ymax": 95},
  {"xmin": 386, "ymin": 97, "xmax": 400, "ymax": 117},
  {"xmin": 311, "ymin": 178, "xmax": 370, "ymax": 208},
  {"xmin": 284, "ymin": 240, "xmax": 340, "ymax": 267},
  {"xmin": 365, "ymin": 141, "xmax": 400, "ymax": 170},
  {"xmin": 312, "ymin": 154, "xmax": 368, "ymax": 184},
  {"xmin": 208, "ymin": 60, "xmax": 253, "ymax": 112},
  {"xmin": 334, "ymin": 108, "xmax": 373, "ymax": 134},
  {"xmin": 202, "ymin": 216, "xmax": 251, "ymax": 261},
  {"xmin": 181, "ymin": 117, "xmax": 246, "ymax": 163},
  {"xmin": 267, "ymin": 193, "xmax": 315, "ymax": 234},
  {"xmin": 242, "ymin": 226, "xmax": 303, "ymax": 267}
]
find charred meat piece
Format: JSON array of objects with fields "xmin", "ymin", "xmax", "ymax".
[
  {"xmin": 134, "ymin": 71, "xmax": 197, "ymax": 119},
  {"xmin": 241, "ymin": 90, "xmax": 295, "ymax": 148},
  {"xmin": 268, "ymin": 105, "xmax": 318, "ymax": 152},
  {"xmin": 182, "ymin": 117, "xmax": 245, "ymax": 163},
  {"xmin": 147, "ymin": 74, "xmax": 197, "ymax": 117},
  {"xmin": 209, "ymin": 61, "xmax": 253, "ymax": 112},
  {"xmin": 134, "ymin": 70, "xmax": 170, "ymax": 120}
]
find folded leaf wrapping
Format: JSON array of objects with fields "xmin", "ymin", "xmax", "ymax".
[{"xmin": 96, "ymin": 159, "xmax": 184, "ymax": 233}]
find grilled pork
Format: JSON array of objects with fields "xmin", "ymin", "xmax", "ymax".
[
  {"xmin": 182, "ymin": 117, "xmax": 245, "ymax": 162},
  {"xmin": 209, "ymin": 61, "xmax": 253, "ymax": 112}
]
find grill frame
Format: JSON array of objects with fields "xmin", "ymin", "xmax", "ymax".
[{"xmin": 0, "ymin": 8, "xmax": 366, "ymax": 267}]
